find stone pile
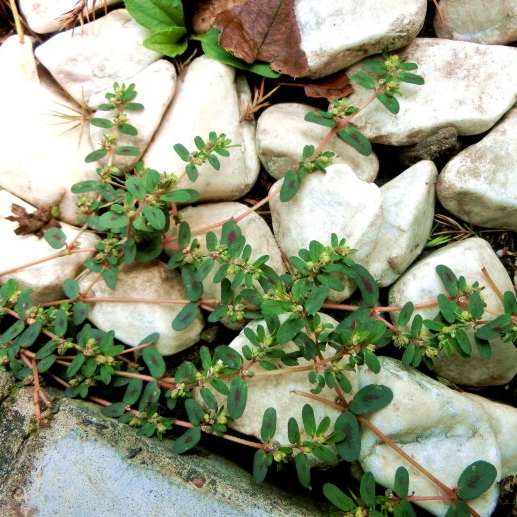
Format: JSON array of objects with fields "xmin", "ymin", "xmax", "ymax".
[{"xmin": 1, "ymin": 1, "xmax": 517, "ymax": 515}]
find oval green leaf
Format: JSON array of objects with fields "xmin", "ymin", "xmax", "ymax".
[
  {"xmin": 228, "ymin": 376, "xmax": 247, "ymax": 420},
  {"xmin": 142, "ymin": 346, "xmax": 166, "ymax": 378},
  {"xmin": 349, "ymin": 384, "xmax": 393, "ymax": 415},
  {"xmin": 260, "ymin": 407, "xmax": 277, "ymax": 442},
  {"xmin": 456, "ymin": 460, "xmax": 497, "ymax": 500},
  {"xmin": 172, "ymin": 427, "xmax": 201, "ymax": 454}
]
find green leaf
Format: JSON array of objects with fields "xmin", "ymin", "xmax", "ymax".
[
  {"xmin": 63, "ymin": 278, "xmax": 80, "ymax": 299},
  {"xmin": 71, "ymin": 180, "xmax": 101, "ymax": 193},
  {"xmin": 456, "ymin": 460, "xmax": 497, "ymax": 500},
  {"xmin": 295, "ymin": 453, "xmax": 311, "ymax": 487},
  {"xmin": 393, "ymin": 500, "xmax": 417, "ymax": 517},
  {"xmin": 160, "ymin": 189, "xmax": 200, "ymax": 203},
  {"xmin": 349, "ymin": 384, "xmax": 393, "ymax": 414},
  {"xmin": 182, "ymin": 267, "xmax": 203, "ymax": 301},
  {"xmin": 90, "ymin": 118, "xmax": 113, "ymax": 128},
  {"xmin": 363, "ymin": 349, "xmax": 381, "ymax": 373},
  {"xmin": 35, "ymin": 340, "xmax": 57, "ymax": 360},
  {"xmin": 142, "ymin": 346, "xmax": 166, "ymax": 378},
  {"xmin": 361, "ymin": 59, "xmax": 387, "ymax": 74},
  {"xmin": 115, "ymin": 145, "xmax": 140, "ymax": 156},
  {"xmin": 85, "ymin": 148, "xmax": 108, "ymax": 163},
  {"xmin": 349, "ymin": 263, "xmax": 378, "ymax": 305},
  {"xmin": 277, "ymin": 316, "xmax": 305, "ymax": 344},
  {"xmin": 66, "ymin": 353, "xmax": 85, "ymax": 378},
  {"xmin": 207, "ymin": 154, "xmax": 221, "ymax": 170},
  {"xmin": 360, "ymin": 471, "xmax": 376, "ymax": 506},
  {"xmin": 455, "ymin": 328, "xmax": 472, "ymax": 356},
  {"xmin": 503, "ymin": 290, "xmax": 517, "ymax": 315},
  {"xmin": 304, "ymin": 111, "xmax": 337, "ymax": 128},
  {"xmin": 124, "ymin": 0, "xmax": 185, "ymax": 31},
  {"xmin": 228, "ymin": 376, "xmax": 247, "ymax": 420},
  {"xmin": 15, "ymin": 321, "xmax": 43, "ymax": 348},
  {"xmin": 118, "ymin": 123, "xmax": 138, "ymax": 136},
  {"xmin": 335, "ymin": 411, "xmax": 361, "ymax": 461},
  {"xmin": 397, "ymin": 302, "xmax": 414, "ymax": 327},
  {"xmin": 37, "ymin": 354, "xmax": 57, "ymax": 372},
  {"xmin": 394, "ymin": 466, "xmax": 410, "ymax": 498},
  {"xmin": 253, "ymin": 449, "xmax": 270, "ymax": 482},
  {"xmin": 305, "ymin": 285, "xmax": 329, "ymax": 314},
  {"xmin": 101, "ymin": 401, "xmax": 127, "ymax": 418},
  {"xmin": 177, "ymin": 221, "xmax": 191, "ymax": 248},
  {"xmin": 376, "ymin": 92, "xmax": 400, "ymax": 114},
  {"xmin": 475, "ymin": 314, "xmax": 512, "ymax": 341},
  {"xmin": 44, "ymin": 228, "xmax": 67, "ymax": 249},
  {"xmin": 302, "ymin": 404, "xmax": 316, "ymax": 436},
  {"xmin": 126, "ymin": 177, "xmax": 146, "ymax": 200},
  {"xmin": 185, "ymin": 398, "xmax": 205, "ymax": 425},
  {"xmin": 123, "ymin": 377, "xmax": 143, "ymax": 405},
  {"xmin": 174, "ymin": 143, "xmax": 190, "ymax": 162},
  {"xmin": 436, "ymin": 265, "xmax": 459, "ymax": 296},
  {"xmin": 288, "ymin": 417, "xmax": 301, "ymax": 444},
  {"xmin": 199, "ymin": 387, "xmax": 218, "ymax": 411},
  {"xmin": 142, "ymin": 28, "xmax": 188, "ymax": 57},
  {"xmin": 398, "ymin": 72, "xmax": 424, "ymax": 85},
  {"xmin": 139, "ymin": 380, "xmax": 160, "ymax": 411},
  {"xmin": 260, "ymin": 407, "xmax": 277, "ymax": 442},
  {"xmin": 143, "ymin": 204, "xmax": 166, "ymax": 230},
  {"xmin": 99, "ymin": 211, "xmax": 129, "ymax": 229},
  {"xmin": 445, "ymin": 502, "xmax": 470, "ymax": 517},
  {"xmin": 172, "ymin": 427, "xmax": 201, "ymax": 454},
  {"xmin": 194, "ymin": 28, "xmax": 280, "ymax": 79},
  {"xmin": 349, "ymin": 71, "xmax": 376, "ymax": 90},
  {"xmin": 214, "ymin": 345, "xmax": 243, "ymax": 369},
  {"xmin": 52, "ymin": 308, "xmax": 68, "ymax": 337},
  {"xmin": 1, "ymin": 320, "xmax": 25, "ymax": 344},
  {"xmin": 323, "ymin": 483, "xmax": 355, "ymax": 512},
  {"xmin": 210, "ymin": 378, "xmax": 229, "ymax": 396},
  {"xmin": 172, "ymin": 302, "xmax": 199, "ymax": 331},
  {"xmin": 73, "ymin": 302, "xmax": 89, "ymax": 326}
]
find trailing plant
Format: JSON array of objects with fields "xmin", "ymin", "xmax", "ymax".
[{"xmin": 0, "ymin": 54, "xmax": 514, "ymax": 517}]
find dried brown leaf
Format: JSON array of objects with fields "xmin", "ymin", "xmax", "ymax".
[{"xmin": 6, "ymin": 204, "xmax": 61, "ymax": 238}]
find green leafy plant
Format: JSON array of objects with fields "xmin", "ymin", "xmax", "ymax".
[{"xmin": 0, "ymin": 53, "xmax": 513, "ymax": 517}]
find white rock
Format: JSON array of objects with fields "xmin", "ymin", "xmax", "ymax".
[
  {"xmin": 76, "ymin": 261, "xmax": 204, "ymax": 356},
  {"xmin": 269, "ymin": 164, "xmax": 383, "ymax": 301},
  {"xmin": 389, "ymin": 237, "xmax": 517, "ymax": 386},
  {"xmin": 434, "ymin": 0, "xmax": 517, "ymax": 44},
  {"xmin": 437, "ymin": 106, "xmax": 517, "ymax": 232},
  {"xmin": 89, "ymin": 60, "xmax": 177, "ymax": 174},
  {"xmin": 19, "ymin": 0, "xmax": 120, "ymax": 34},
  {"xmin": 256, "ymin": 103, "xmax": 378, "ymax": 182},
  {"xmin": 365, "ymin": 160, "xmax": 437, "ymax": 286},
  {"xmin": 358, "ymin": 357, "xmax": 500, "ymax": 517},
  {"xmin": 0, "ymin": 191, "xmax": 99, "ymax": 303},
  {"xmin": 346, "ymin": 38, "xmax": 517, "ymax": 145},
  {"xmin": 164, "ymin": 202, "xmax": 285, "ymax": 317},
  {"xmin": 143, "ymin": 56, "xmax": 260, "ymax": 201},
  {"xmin": 0, "ymin": 36, "xmax": 98, "ymax": 226},
  {"xmin": 463, "ymin": 392, "xmax": 517, "ymax": 477},
  {"xmin": 296, "ymin": 0, "xmax": 427, "ymax": 78},
  {"xmin": 34, "ymin": 9, "xmax": 160, "ymax": 106}
]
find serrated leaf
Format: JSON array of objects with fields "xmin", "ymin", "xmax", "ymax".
[
  {"xmin": 142, "ymin": 346, "xmax": 166, "ymax": 378},
  {"xmin": 228, "ymin": 376, "xmax": 247, "ymax": 420},
  {"xmin": 172, "ymin": 427, "xmax": 201, "ymax": 454},
  {"xmin": 260, "ymin": 407, "xmax": 277, "ymax": 442},
  {"xmin": 456, "ymin": 460, "xmax": 497, "ymax": 500},
  {"xmin": 172, "ymin": 302, "xmax": 199, "ymax": 331},
  {"xmin": 349, "ymin": 384, "xmax": 393, "ymax": 414},
  {"xmin": 323, "ymin": 483, "xmax": 355, "ymax": 512},
  {"xmin": 295, "ymin": 453, "xmax": 311, "ymax": 487},
  {"xmin": 376, "ymin": 92, "xmax": 399, "ymax": 114},
  {"xmin": 85, "ymin": 148, "xmax": 108, "ymax": 163},
  {"xmin": 101, "ymin": 401, "xmax": 127, "ymax": 418},
  {"xmin": 44, "ymin": 228, "xmax": 67, "ymax": 249}
]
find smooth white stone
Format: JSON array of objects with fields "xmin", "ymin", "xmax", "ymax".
[
  {"xmin": 389, "ymin": 238, "xmax": 517, "ymax": 386},
  {"xmin": 0, "ymin": 36, "xmax": 97, "ymax": 226},
  {"xmin": 143, "ymin": 56, "xmax": 260, "ymax": 201},
  {"xmin": 437, "ymin": 106, "xmax": 517, "ymax": 232},
  {"xmin": 256, "ymin": 103, "xmax": 379, "ymax": 182},
  {"xmin": 296, "ymin": 0, "xmax": 427, "ymax": 78},
  {"xmin": 365, "ymin": 160, "xmax": 437, "ymax": 287},
  {"xmin": 269, "ymin": 164, "xmax": 382, "ymax": 301},
  {"xmin": 76, "ymin": 261, "xmax": 204, "ymax": 356},
  {"xmin": 463, "ymin": 392, "xmax": 517, "ymax": 477},
  {"xmin": 434, "ymin": 0, "xmax": 517, "ymax": 44},
  {"xmin": 19, "ymin": 0, "xmax": 120, "ymax": 34},
  {"xmin": 346, "ymin": 38, "xmax": 517, "ymax": 145},
  {"xmin": 0, "ymin": 191, "xmax": 99, "ymax": 303},
  {"xmin": 164, "ymin": 202, "xmax": 285, "ymax": 312},
  {"xmin": 89, "ymin": 60, "xmax": 177, "ymax": 174},
  {"xmin": 34, "ymin": 9, "xmax": 160, "ymax": 106},
  {"xmin": 358, "ymin": 357, "xmax": 500, "ymax": 517}
]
